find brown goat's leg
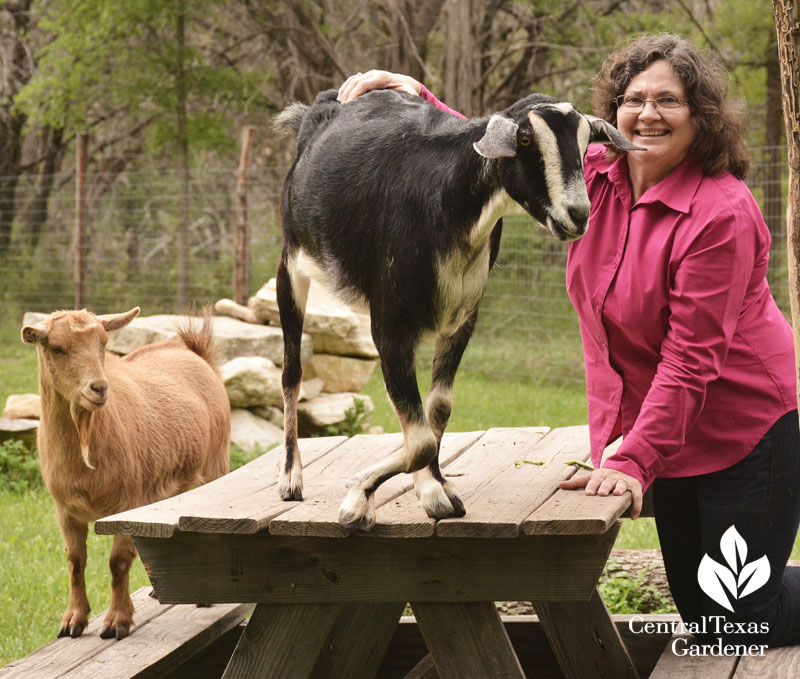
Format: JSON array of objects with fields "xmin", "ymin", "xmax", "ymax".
[
  {"xmin": 276, "ymin": 258, "xmax": 309, "ymax": 501},
  {"xmin": 100, "ymin": 534, "xmax": 138, "ymax": 640},
  {"xmin": 55, "ymin": 509, "xmax": 91, "ymax": 638}
]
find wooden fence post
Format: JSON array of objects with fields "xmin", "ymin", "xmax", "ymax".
[
  {"xmin": 234, "ymin": 126, "xmax": 255, "ymax": 305},
  {"xmin": 773, "ymin": 1, "xmax": 800, "ymax": 406},
  {"xmin": 74, "ymin": 132, "xmax": 88, "ymax": 310}
]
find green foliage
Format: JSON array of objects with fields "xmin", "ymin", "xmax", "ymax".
[
  {"xmin": 0, "ymin": 440, "xmax": 42, "ymax": 493},
  {"xmin": 320, "ymin": 397, "xmax": 372, "ymax": 438},
  {"xmin": 16, "ymin": 0, "xmax": 268, "ymax": 158},
  {"xmin": 599, "ymin": 560, "xmax": 677, "ymax": 615},
  {"xmin": 229, "ymin": 442, "xmax": 278, "ymax": 471}
]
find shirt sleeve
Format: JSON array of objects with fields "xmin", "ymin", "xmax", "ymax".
[
  {"xmin": 418, "ymin": 84, "xmax": 468, "ymax": 120},
  {"xmin": 601, "ymin": 209, "xmax": 757, "ymax": 490}
]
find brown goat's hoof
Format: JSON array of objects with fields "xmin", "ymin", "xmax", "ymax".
[
  {"xmin": 57, "ymin": 623, "xmax": 85, "ymax": 639},
  {"xmin": 99, "ymin": 623, "xmax": 130, "ymax": 640}
]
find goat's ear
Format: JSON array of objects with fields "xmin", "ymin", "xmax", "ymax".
[
  {"xmin": 474, "ymin": 115, "xmax": 519, "ymax": 159},
  {"xmin": 98, "ymin": 307, "xmax": 140, "ymax": 332},
  {"xmin": 585, "ymin": 115, "xmax": 646, "ymax": 152},
  {"xmin": 22, "ymin": 323, "xmax": 47, "ymax": 345}
]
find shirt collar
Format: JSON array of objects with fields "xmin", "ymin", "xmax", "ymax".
[{"xmin": 600, "ymin": 150, "xmax": 704, "ymax": 214}]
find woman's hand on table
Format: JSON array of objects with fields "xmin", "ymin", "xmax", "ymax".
[
  {"xmin": 337, "ymin": 70, "xmax": 422, "ymax": 103},
  {"xmin": 559, "ymin": 467, "xmax": 644, "ymax": 520}
]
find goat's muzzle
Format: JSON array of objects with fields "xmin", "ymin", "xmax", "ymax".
[{"xmin": 80, "ymin": 380, "xmax": 109, "ymax": 409}]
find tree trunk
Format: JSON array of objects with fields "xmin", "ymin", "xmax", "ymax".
[
  {"xmin": 175, "ymin": 0, "xmax": 189, "ymax": 312},
  {"xmin": 764, "ymin": 33, "xmax": 785, "ymax": 237},
  {"xmin": 772, "ymin": 0, "xmax": 800, "ymax": 405},
  {"xmin": 443, "ymin": 0, "xmax": 483, "ymax": 116},
  {"xmin": 23, "ymin": 126, "xmax": 66, "ymax": 251}
]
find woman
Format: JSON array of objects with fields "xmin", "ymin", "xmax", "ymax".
[{"xmin": 338, "ymin": 34, "xmax": 800, "ymax": 647}]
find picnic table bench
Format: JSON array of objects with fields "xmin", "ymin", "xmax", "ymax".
[{"xmin": 93, "ymin": 425, "xmax": 641, "ymax": 678}]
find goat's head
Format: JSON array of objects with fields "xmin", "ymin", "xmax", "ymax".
[
  {"xmin": 474, "ymin": 95, "xmax": 644, "ymax": 241},
  {"xmin": 22, "ymin": 308, "xmax": 140, "ymax": 468}
]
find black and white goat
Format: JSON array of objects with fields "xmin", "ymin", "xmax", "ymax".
[{"xmin": 274, "ymin": 88, "xmax": 640, "ymax": 531}]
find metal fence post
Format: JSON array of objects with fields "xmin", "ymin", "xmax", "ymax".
[
  {"xmin": 234, "ymin": 126, "xmax": 255, "ymax": 305},
  {"xmin": 74, "ymin": 132, "xmax": 88, "ymax": 310}
]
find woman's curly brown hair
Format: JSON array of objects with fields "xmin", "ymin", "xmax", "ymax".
[{"xmin": 591, "ymin": 34, "xmax": 750, "ymax": 179}]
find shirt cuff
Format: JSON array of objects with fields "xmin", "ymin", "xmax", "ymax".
[
  {"xmin": 601, "ymin": 431, "xmax": 666, "ymax": 492},
  {"xmin": 418, "ymin": 84, "xmax": 468, "ymax": 120}
]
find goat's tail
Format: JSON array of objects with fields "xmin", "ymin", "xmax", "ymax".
[
  {"xmin": 177, "ymin": 305, "xmax": 218, "ymax": 368},
  {"xmin": 273, "ymin": 102, "xmax": 308, "ymax": 135}
]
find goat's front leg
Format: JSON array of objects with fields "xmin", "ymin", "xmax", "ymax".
[
  {"xmin": 339, "ymin": 343, "xmax": 438, "ymax": 532},
  {"xmin": 414, "ymin": 314, "xmax": 478, "ymax": 519},
  {"xmin": 276, "ymin": 257, "xmax": 309, "ymax": 501},
  {"xmin": 101, "ymin": 534, "xmax": 138, "ymax": 640},
  {"xmin": 55, "ymin": 508, "xmax": 90, "ymax": 638}
]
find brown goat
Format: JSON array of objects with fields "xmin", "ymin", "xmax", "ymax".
[{"xmin": 22, "ymin": 307, "xmax": 230, "ymax": 640}]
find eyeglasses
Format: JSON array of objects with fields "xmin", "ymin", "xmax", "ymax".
[{"xmin": 615, "ymin": 94, "xmax": 688, "ymax": 112}]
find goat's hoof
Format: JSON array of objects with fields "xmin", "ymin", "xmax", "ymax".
[
  {"xmin": 448, "ymin": 491, "xmax": 466, "ymax": 518},
  {"xmin": 338, "ymin": 488, "xmax": 375, "ymax": 532},
  {"xmin": 58, "ymin": 623, "xmax": 85, "ymax": 639},
  {"xmin": 100, "ymin": 623, "xmax": 131, "ymax": 640},
  {"xmin": 280, "ymin": 487, "xmax": 303, "ymax": 501}
]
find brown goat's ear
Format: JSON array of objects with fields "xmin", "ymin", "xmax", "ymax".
[
  {"xmin": 21, "ymin": 323, "xmax": 47, "ymax": 345},
  {"xmin": 98, "ymin": 307, "xmax": 140, "ymax": 332}
]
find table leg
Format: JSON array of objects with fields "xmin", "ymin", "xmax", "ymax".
[
  {"xmin": 309, "ymin": 601, "xmax": 406, "ymax": 678},
  {"xmin": 411, "ymin": 601, "xmax": 525, "ymax": 679},
  {"xmin": 532, "ymin": 587, "xmax": 639, "ymax": 679},
  {"xmin": 221, "ymin": 602, "xmax": 341, "ymax": 679}
]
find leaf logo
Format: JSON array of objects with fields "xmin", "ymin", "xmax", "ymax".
[{"xmin": 697, "ymin": 526, "xmax": 770, "ymax": 612}]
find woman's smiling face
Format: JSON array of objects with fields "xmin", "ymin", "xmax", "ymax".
[{"xmin": 617, "ymin": 59, "xmax": 695, "ymax": 182}]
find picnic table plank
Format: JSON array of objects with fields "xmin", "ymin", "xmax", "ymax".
[
  {"xmin": 648, "ymin": 635, "xmax": 738, "ymax": 678},
  {"xmin": 533, "ymin": 587, "xmax": 640, "ymax": 679},
  {"xmin": 308, "ymin": 602, "xmax": 407, "ymax": 678},
  {"xmin": 59, "ymin": 601, "xmax": 253, "ymax": 679},
  {"xmin": 434, "ymin": 426, "xmax": 593, "ymax": 538},
  {"xmin": 96, "ymin": 437, "xmax": 347, "ymax": 538},
  {"xmin": 523, "ymin": 488, "xmax": 631, "ymax": 535},
  {"xmin": 0, "ymin": 588, "xmax": 169, "ymax": 679},
  {"xmin": 735, "ymin": 646, "xmax": 800, "ymax": 678},
  {"xmin": 268, "ymin": 431, "xmax": 484, "ymax": 538},
  {"xmin": 221, "ymin": 603, "xmax": 341, "ymax": 679},
  {"xmin": 412, "ymin": 601, "xmax": 525, "ymax": 679},
  {"xmin": 372, "ymin": 427, "xmax": 548, "ymax": 538}
]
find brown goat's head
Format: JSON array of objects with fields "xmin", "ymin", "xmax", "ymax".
[{"xmin": 22, "ymin": 308, "xmax": 140, "ymax": 468}]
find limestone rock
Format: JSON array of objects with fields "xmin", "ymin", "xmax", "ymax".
[
  {"xmin": 304, "ymin": 354, "xmax": 379, "ymax": 393},
  {"xmin": 230, "ymin": 409, "xmax": 283, "ymax": 451},
  {"xmin": 105, "ymin": 314, "xmax": 312, "ymax": 366},
  {"xmin": 249, "ymin": 279, "xmax": 378, "ymax": 358},
  {"xmin": 220, "ymin": 356, "xmax": 283, "ymax": 409},
  {"xmin": 297, "ymin": 393, "xmax": 373, "ymax": 435},
  {"xmin": 0, "ymin": 418, "xmax": 38, "ymax": 450},
  {"xmin": 3, "ymin": 394, "xmax": 41, "ymax": 420},
  {"xmin": 299, "ymin": 377, "xmax": 325, "ymax": 402},
  {"xmin": 251, "ymin": 405, "xmax": 285, "ymax": 428},
  {"xmin": 215, "ymin": 298, "xmax": 262, "ymax": 324}
]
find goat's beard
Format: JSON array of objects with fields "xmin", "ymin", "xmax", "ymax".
[{"xmin": 69, "ymin": 402, "xmax": 96, "ymax": 470}]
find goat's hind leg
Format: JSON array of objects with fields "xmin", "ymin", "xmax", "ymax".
[
  {"xmin": 276, "ymin": 257, "xmax": 309, "ymax": 501},
  {"xmin": 414, "ymin": 312, "xmax": 480, "ymax": 519}
]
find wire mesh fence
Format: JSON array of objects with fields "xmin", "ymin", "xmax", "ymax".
[{"xmin": 0, "ymin": 146, "xmax": 790, "ymax": 384}]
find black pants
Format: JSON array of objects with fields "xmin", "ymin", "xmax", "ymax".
[{"xmin": 653, "ymin": 410, "xmax": 800, "ymax": 647}]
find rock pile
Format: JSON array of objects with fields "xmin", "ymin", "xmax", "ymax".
[{"xmin": 8, "ymin": 283, "xmax": 380, "ymax": 454}]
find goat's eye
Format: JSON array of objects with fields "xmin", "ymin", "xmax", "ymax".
[
  {"xmin": 518, "ymin": 135, "xmax": 532, "ymax": 147},
  {"xmin": 50, "ymin": 346, "xmax": 66, "ymax": 356}
]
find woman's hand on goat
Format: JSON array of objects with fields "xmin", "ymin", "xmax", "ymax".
[
  {"xmin": 338, "ymin": 70, "xmax": 421, "ymax": 103},
  {"xmin": 559, "ymin": 467, "xmax": 644, "ymax": 520}
]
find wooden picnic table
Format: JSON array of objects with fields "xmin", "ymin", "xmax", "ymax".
[{"xmin": 96, "ymin": 425, "xmax": 638, "ymax": 679}]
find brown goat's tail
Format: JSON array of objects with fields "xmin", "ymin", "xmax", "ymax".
[{"xmin": 176, "ymin": 306, "xmax": 219, "ymax": 368}]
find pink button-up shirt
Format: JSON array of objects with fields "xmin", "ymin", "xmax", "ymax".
[{"xmin": 568, "ymin": 145, "xmax": 796, "ymax": 491}]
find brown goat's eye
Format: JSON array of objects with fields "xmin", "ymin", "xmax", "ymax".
[{"xmin": 50, "ymin": 345, "xmax": 66, "ymax": 356}]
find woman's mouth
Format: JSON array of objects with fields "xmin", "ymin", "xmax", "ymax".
[{"xmin": 635, "ymin": 130, "xmax": 669, "ymax": 137}]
